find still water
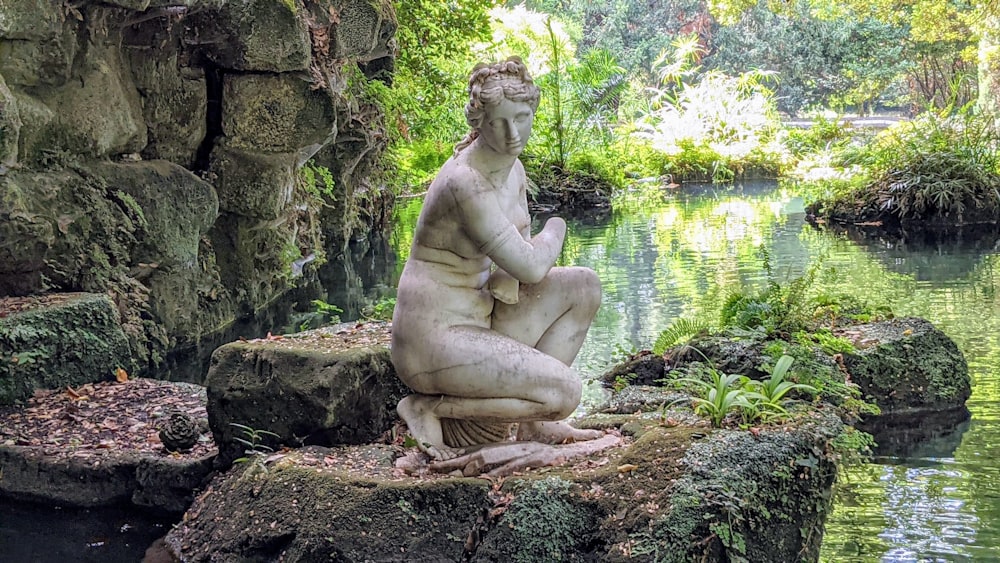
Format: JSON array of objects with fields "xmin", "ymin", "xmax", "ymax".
[{"xmin": 392, "ymin": 181, "xmax": 1000, "ymax": 561}]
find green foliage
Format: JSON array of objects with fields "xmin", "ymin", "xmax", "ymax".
[
  {"xmin": 811, "ymin": 108, "xmax": 1000, "ymax": 221},
  {"xmin": 310, "ymin": 299, "xmax": 343, "ymax": 326},
  {"xmin": 747, "ymin": 355, "xmax": 818, "ymax": 418},
  {"xmin": 829, "ymin": 426, "xmax": 877, "ymax": 471},
  {"xmin": 675, "ymin": 365, "xmax": 756, "ymax": 427},
  {"xmin": 489, "ymin": 7, "xmax": 630, "ymax": 183},
  {"xmin": 864, "ymin": 115, "xmax": 1000, "ymax": 219},
  {"xmin": 670, "ymin": 353, "xmax": 818, "ymax": 428},
  {"xmin": 632, "ymin": 35, "xmax": 785, "ymax": 183},
  {"xmin": 612, "ymin": 372, "xmax": 638, "ymax": 393},
  {"xmin": 231, "ymin": 422, "xmax": 280, "ymax": 472},
  {"xmin": 783, "ymin": 116, "xmax": 853, "ymax": 157},
  {"xmin": 793, "ymin": 329, "xmax": 855, "ymax": 355},
  {"xmin": 298, "ymin": 162, "xmax": 336, "ymax": 202},
  {"xmin": 652, "ymin": 317, "xmax": 712, "ymax": 355},
  {"xmin": 382, "ymin": 0, "xmax": 497, "ymax": 191},
  {"xmin": 361, "ymin": 297, "xmax": 396, "ymax": 321},
  {"xmin": 503, "ymin": 477, "xmax": 598, "ymax": 563},
  {"xmin": 716, "ymin": 248, "xmax": 819, "ymax": 336}
]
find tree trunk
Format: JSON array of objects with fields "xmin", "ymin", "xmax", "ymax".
[{"xmin": 977, "ymin": 8, "xmax": 1000, "ymax": 120}]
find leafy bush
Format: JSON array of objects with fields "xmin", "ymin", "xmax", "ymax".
[
  {"xmin": 668, "ymin": 354, "xmax": 816, "ymax": 427},
  {"xmin": 805, "ymin": 109, "xmax": 1000, "ymax": 222},
  {"xmin": 782, "ymin": 116, "xmax": 853, "ymax": 157},
  {"xmin": 630, "ymin": 35, "xmax": 785, "ymax": 182}
]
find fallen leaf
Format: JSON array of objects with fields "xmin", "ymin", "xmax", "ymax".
[
  {"xmin": 617, "ymin": 463, "xmax": 639, "ymax": 474},
  {"xmin": 65, "ymin": 386, "xmax": 85, "ymax": 401},
  {"xmin": 115, "ymin": 367, "xmax": 129, "ymax": 383}
]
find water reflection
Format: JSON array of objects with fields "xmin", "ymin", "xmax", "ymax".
[{"xmin": 390, "ymin": 181, "xmax": 1000, "ymax": 560}]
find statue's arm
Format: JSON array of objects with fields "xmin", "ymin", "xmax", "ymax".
[{"xmin": 449, "ymin": 175, "xmax": 565, "ymax": 284}]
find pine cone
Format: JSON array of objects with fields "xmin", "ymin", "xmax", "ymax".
[{"xmin": 159, "ymin": 411, "xmax": 199, "ymax": 452}]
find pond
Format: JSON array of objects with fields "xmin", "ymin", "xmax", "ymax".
[
  {"xmin": 389, "ymin": 180, "xmax": 1000, "ymax": 561},
  {"xmin": 8, "ymin": 181, "xmax": 999, "ymax": 561}
]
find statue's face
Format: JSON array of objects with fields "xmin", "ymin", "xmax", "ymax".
[{"xmin": 478, "ymin": 97, "xmax": 534, "ymax": 157}]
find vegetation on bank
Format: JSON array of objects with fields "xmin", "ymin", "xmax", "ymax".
[
  {"xmin": 378, "ymin": 0, "xmax": 998, "ymax": 210},
  {"xmin": 789, "ymin": 108, "xmax": 1000, "ymax": 225},
  {"xmin": 630, "ymin": 248, "xmax": 885, "ymax": 433}
]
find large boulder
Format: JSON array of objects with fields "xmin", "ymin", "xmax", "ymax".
[
  {"xmin": 167, "ymin": 407, "xmax": 844, "ymax": 562},
  {"xmin": 205, "ymin": 322, "xmax": 408, "ymax": 465},
  {"xmin": 222, "ymin": 73, "xmax": 337, "ymax": 155},
  {"xmin": 16, "ymin": 38, "xmax": 147, "ymax": 161},
  {"xmin": 840, "ymin": 317, "xmax": 971, "ymax": 414},
  {"xmin": 186, "ymin": 0, "xmax": 312, "ymax": 72},
  {"xmin": 0, "ymin": 293, "xmax": 132, "ymax": 404}
]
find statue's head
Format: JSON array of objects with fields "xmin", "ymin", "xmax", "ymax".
[{"xmin": 455, "ymin": 57, "xmax": 540, "ymax": 155}]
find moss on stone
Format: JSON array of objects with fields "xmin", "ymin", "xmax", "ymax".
[
  {"xmin": 0, "ymin": 293, "xmax": 133, "ymax": 404},
  {"xmin": 474, "ymin": 476, "xmax": 602, "ymax": 562},
  {"xmin": 167, "ymin": 447, "xmax": 492, "ymax": 562},
  {"xmin": 842, "ymin": 317, "xmax": 971, "ymax": 413}
]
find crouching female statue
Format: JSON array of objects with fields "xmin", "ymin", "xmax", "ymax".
[{"xmin": 391, "ymin": 57, "xmax": 607, "ymax": 471}]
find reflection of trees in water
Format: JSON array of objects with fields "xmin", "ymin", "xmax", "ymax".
[
  {"xmin": 818, "ymin": 222, "xmax": 1000, "ymax": 283},
  {"xmin": 806, "ymin": 224, "xmax": 1000, "ymax": 559},
  {"xmin": 560, "ymin": 183, "xmax": 809, "ymax": 375}
]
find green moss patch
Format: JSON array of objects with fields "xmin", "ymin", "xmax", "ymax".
[{"xmin": 0, "ymin": 293, "xmax": 133, "ymax": 404}]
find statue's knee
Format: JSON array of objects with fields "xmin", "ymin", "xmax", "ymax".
[
  {"xmin": 544, "ymin": 377, "xmax": 582, "ymax": 419},
  {"xmin": 572, "ymin": 267, "xmax": 601, "ymax": 311}
]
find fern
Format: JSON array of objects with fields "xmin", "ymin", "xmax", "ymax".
[{"xmin": 652, "ymin": 317, "xmax": 712, "ymax": 355}]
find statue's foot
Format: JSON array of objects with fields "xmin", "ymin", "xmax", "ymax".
[
  {"xmin": 396, "ymin": 395, "xmax": 463, "ymax": 461},
  {"xmin": 430, "ymin": 433, "xmax": 623, "ymax": 478},
  {"xmin": 516, "ymin": 421, "xmax": 604, "ymax": 444}
]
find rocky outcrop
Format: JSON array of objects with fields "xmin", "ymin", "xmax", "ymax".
[
  {"xmin": 840, "ymin": 317, "xmax": 971, "ymax": 414},
  {"xmin": 0, "ymin": 293, "xmax": 132, "ymax": 404},
  {"xmin": 0, "ymin": 378, "xmax": 216, "ymax": 514},
  {"xmin": 0, "ymin": 0, "xmax": 397, "ymax": 391},
  {"xmin": 166, "ymin": 408, "xmax": 843, "ymax": 562},
  {"xmin": 205, "ymin": 322, "xmax": 407, "ymax": 465}
]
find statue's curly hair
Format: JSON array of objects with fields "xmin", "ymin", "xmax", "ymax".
[{"xmin": 454, "ymin": 56, "xmax": 541, "ymax": 155}]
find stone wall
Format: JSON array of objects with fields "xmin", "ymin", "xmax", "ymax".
[{"xmin": 0, "ymin": 0, "xmax": 396, "ymax": 376}]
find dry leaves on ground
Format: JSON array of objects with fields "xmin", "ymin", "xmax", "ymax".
[{"xmin": 0, "ymin": 378, "xmax": 215, "ymax": 459}]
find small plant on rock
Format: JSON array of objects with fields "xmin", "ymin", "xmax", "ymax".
[
  {"xmin": 231, "ymin": 423, "xmax": 280, "ymax": 472},
  {"xmin": 674, "ymin": 363, "xmax": 755, "ymax": 428},
  {"xmin": 746, "ymin": 354, "xmax": 818, "ymax": 421}
]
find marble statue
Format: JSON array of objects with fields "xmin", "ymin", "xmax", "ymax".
[{"xmin": 391, "ymin": 57, "xmax": 613, "ymax": 475}]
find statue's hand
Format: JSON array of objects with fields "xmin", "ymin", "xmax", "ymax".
[
  {"xmin": 488, "ymin": 268, "xmax": 519, "ymax": 304},
  {"xmin": 541, "ymin": 216, "xmax": 567, "ymax": 242}
]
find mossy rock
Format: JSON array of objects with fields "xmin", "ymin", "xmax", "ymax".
[
  {"xmin": 0, "ymin": 293, "xmax": 133, "ymax": 405},
  {"xmin": 186, "ymin": 0, "xmax": 311, "ymax": 72},
  {"xmin": 840, "ymin": 317, "xmax": 971, "ymax": 414},
  {"xmin": 209, "ymin": 140, "xmax": 298, "ymax": 219},
  {"xmin": 166, "ymin": 445, "xmax": 494, "ymax": 561},
  {"xmin": 205, "ymin": 324, "xmax": 408, "ymax": 466},
  {"xmin": 222, "ymin": 73, "xmax": 337, "ymax": 154},
  {"xmin": 169, "ymin": 403, "xmax": 845, "ymax": 561},
  {"xmin": 0, "ymin": 73, "xmax": 21, "ymax": 166},
  {"xmin": 0, "ymin": 0, "xmax": 66, "ymax": 41}
]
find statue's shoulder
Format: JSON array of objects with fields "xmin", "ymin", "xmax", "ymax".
[{"xmin": 435, "ymin": 159, "xmax": 491, "ymax": 197}]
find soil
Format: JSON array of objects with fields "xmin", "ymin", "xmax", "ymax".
[
  {"xmin": 245, "ymin": 320, "xmax": 391, "ymax": 352},
  {"xmin": 0, "ymin": 378, "xmax": 214, "ymax": 459},
  {"xmin": 0, "ymin": 321, "xmax": 392, "ymax": 457}
]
